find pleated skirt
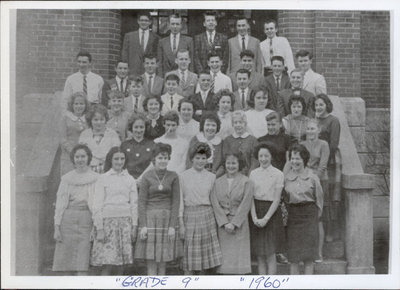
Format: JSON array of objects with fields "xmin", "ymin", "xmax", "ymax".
[
  {"xmin": 135, "ymin": 209, "xmax": 182, "ymax": 262},
  {"xmin": 52, "ymin": 206, "xmax": 92, "ymax": 271},
  {"xmin": 183, "ymin": 205, "xmax": 222, "ymax": 271},
  {"xmin": 286, "ymin": 202, "xmax": 318, "ymax": 263}
]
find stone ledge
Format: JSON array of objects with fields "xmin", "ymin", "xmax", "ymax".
[
  {"xmin": 342, "ymin": 173, "xmax": 375, "ymax": 189},
  {"xmin": 340, "ymin": 97, "xmax": 366, "ymax": 127}
]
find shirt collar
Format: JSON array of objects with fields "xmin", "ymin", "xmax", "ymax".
[
  {"xmin": 116, "ymin": 75, "xmax": 126, "ymax": 82},
  {"xmin": 239, "ymin": 87, "xmax": 249, "ymax": 94},
  {"xmin": 196, "ymin": 132, "xmax": 222, "ymax": 145},
  {"xmin": 217, "ymin": 111, "xmax": 231, "ymax": 119},
  {"xmin": 171, "ymin": 32, "xmax": 180, "ymax": 39},
  {"xmin": 238, "ymin": 34, "xmax": 248, "ymax": 40},
  {"xmin": 145, "ymin": 72, "xmax": 155, "ymax": 78},
  {"xmin": 106, "ymin": 168, "xmax": 129, "ymax": 176},
  {"xmin": 285, "ymin": 168, "xmax": 312, "ymax": 181},
  {"xmin": 139, "ymin": 28, "xmax": 148, "ymax": 34},
  {"xmin": 65, "ymin": 110, "xmax": 86, "ymax": 122},
  {"xmin": 78, "ymin": 70, "xmax": 91, "ymax": 77},
  {"xmin": 232, "ymin": 132, "xmax": 250, "ymax": 138}
]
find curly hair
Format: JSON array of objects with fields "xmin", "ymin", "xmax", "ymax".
[
  {"xmin": 199, "ymin": 112, "xmax": 221, "ymax": 133},
  {"xmin": 67, "ymin": 92, "xmax": 89, "ymax": 115},
  {"xmin": 254, "ymin": 142, "xmax": 277, "ymax": 161},
  {"xmin": 214, "ymin": 89, "xmax": 235, "ymax": 111},
  {"xmin": 70, "ymin": 144, "xmax": 92, "ymax": 166},
  {"xmin": 142, "ymin": 95, "xmax": 163, "ymax": 112},
  {"xmin": 189, "ymin": 142, "xmax": 212, "ymax": 161},
  {"xmin": 288, "ymin": 143, "xmax": 310, "ymax": 167},
  {"xmin": 103, "ymin": 146, "xmax": 127, "ymax": 172},
  {"xmin": 314, "ymin": 94, "xmax": 333, "ymax": 114},
  {"xmin": 85, "ymin": 104, "xmax": 109, "ymax": 128},
  {"xmin": 152, "ymin": 142, "xmax": 172, "ymax": 160},
  {"xmin": 288, "ymin": 95, "xmax": 307, "ymax": 115}
]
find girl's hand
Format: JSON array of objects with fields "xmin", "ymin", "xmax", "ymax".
[
  {"xmin": 224, "ymin": 223, "xmax": 235, "ymax": 234},
  {"xmin": 253, "ymin": 219, "xmax": 264, "ymax": 228},
  {"xmin": 96, "ymin": 229, "xmax": 105, "ymax": 241},
  {"xmin": 168, "ymin": 227, "xmax": 175, "ymax": 241},
  {"xmin": 131, "ymin": 226, "xmax": 138, "ymax": 242},
  {"xmin": 54, "ymin": 226, "xmax": 62, "ymax": 242},
  {"xmin": 259, "ymin": 217, "xmax": 270, "ymax": 228},
  {"xmin": 140, "ymin": 227, "xmax": 148, "ymax": 240}
]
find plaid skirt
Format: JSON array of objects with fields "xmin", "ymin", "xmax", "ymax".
[
  {"xmin": 135, "ymin": 209, "xmax": 182, "ymax": 262},
  {"xmin": 287, "ymin": 202, "xmax": 318, "ymax": 263},
  {"xmin": 91, "ymin": 217, "xmax": 134, "ymax": 266},
  {"xmin": 250, "ymin": 200, "xmax": 285, "ymax": 257},
  {"xmin": 52, "ymin": 206, "xmax": 92, "ymax": 271},
  {"xmin": 183, "ymin": 205, "xmax": 222, "ymax": 271}
]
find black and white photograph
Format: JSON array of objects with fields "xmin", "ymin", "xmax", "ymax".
[{"xmin": 1, "ymin": 1, "xmax": 399, "ymax": 288}]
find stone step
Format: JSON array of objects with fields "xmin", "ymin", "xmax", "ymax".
[{"xmin": 323, "ymin": 240, "xmax": 345, "ymax": 259}]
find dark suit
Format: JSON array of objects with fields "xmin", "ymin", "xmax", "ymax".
[
  {"xmin": 121, "ymin": 30, "xmax": 160, "ymax": 76},
  {"xmin": 193, "ymin": 31, "xmax": 228, "ymax": 73},
  {"xmin": 265, "ymin": 74, "xmax": 290, "ymax": 111},
  {"xmin": 141, "ymin": 73, "xmax": 164, "ymax": 97},
  {"xmin": 157, "ymin": 34, "xmax": 194, "ymax": 77},
  {"xmin": 227, "ymin": 35, "xmax": 262, "ymax": 74},
  {"xmin": 165, "ymin": 70, "xmax": 198, "ymax": 98},
  {"xmin": 230, "ymin": 71, "xmax": 267, "ymax": 93},
  {"xmin": 101, "ymin": 77, "xmax": 130, "ymax": 107},
  {"xmin": 233, "ymin": 88, "xmax": 253, "ymax": 111},
  {"xmin": 277, "ymin": 88, "xmax": 316, "ymax": 118},
  {"xmin": 188, "ymin": 91, "xmax": 217, "ymax": 121}
]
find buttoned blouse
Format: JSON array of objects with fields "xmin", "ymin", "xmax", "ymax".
[
  {"xmin": 179, "ymin": 168, "xmax": 216, "ymax": 217},
  {"xmin": 60, "ymin": 111, "xmax": 88, "ymax": 153},
  {"xmin": 300, "ymin": 139, "xmax": 330, "ymax": 181},
  {"xmin": 92, "ymin": 169, "xmax": 138, "ymax": 230},
  {"xmin": 249, "ymin": 165, "xmax": 284, "ymax": 201},
  {"xmin": 284, "ymin": 168, "xmax": 323, "ymax": 213},
  {"xmin": 54, "ymin": 169, "xmax": 99, "ymax": 226},
  {"xmin": 121, "ymin": 137, "xmax": 155, "ymax": 179}
]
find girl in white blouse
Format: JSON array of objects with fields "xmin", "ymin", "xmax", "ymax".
[{"xmin": 245, "ymin": 90, "xmax": 275, "ymax": 138}]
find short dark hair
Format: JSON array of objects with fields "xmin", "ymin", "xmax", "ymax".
[
  {"xmin": 203, "ymin": 11, "xmax": 217, "ymax": 21},
  {"xmin": 271, "ymin": 55, "xmax": 285, "ymax": 65},
  {"xmin": 254, "ymin": 142, "xmax": 277, "ymax": 160},
  {"xmin": 207, "ymin": 51, "xmax": 221, "ymax": 61},
  {"xmin": 115, "ymin": 59, "xmax": 128, "ymax": 68},
  {"xmin": 165, "ymin": 73, "xmax": 180, "ymax": 84},
  {"xmin": 314, "ymin": 94, "xmax": 333, "ymax": 114},
  {"xmin": 127, "ymin": 113, "xmax": 147, "ymax": 134},
  {"xmin": 129, "ymin": 75, "xmax": 144, "ymax": 85},
  {"xmin": 236, "ymin": 68, "xmax": 250, "ymax": 78},
  {"xmin": 107, "ymin": 90, "xmax": 125, "ymax": 100},
  {"xmin": 70, "ymin": 144, "xmax": 92, "ymax": 166},
  {"xmin": 76, "ymin": 51, "xmax": 92, "ymax": 62},
  {"xmin": 295, "ymin": 49, "xmax": 313, "ymax": 59},
  {"xmin": 152, "ymin": 142, "xmax": 172, "ymax": 160},
  {"xmin": 288, "ymin": 95, "xmax": 307, "ymax": 115},
  {"xmin": 169, "ymin": 13, "xmax": 182, "ymax": 22},
  {"xmin": 103, "ymin": 146, "xmax": 127, "ymax": 172},
  {"xmin": 85, "ymin": 104, "xmax": 109, "ymax": 128},
  {"xmin": 67, "ymin": 92, "xmax": 89, "ymax": 115},
  {"xmin": 223, "ymin": 152, "xmax": 246, "ymax": 171},
  {"xmin": 143, "ymin": 53, "xmax": 157, "ymax": 62},
  {"xmin": 235, "ymin": 16, "xmax": 249, "ymax": 26},
  {"xmin": 142, "ymin": 95, "xmax": 163, "ymax": 112},
  {"xmin": 247, "ymin": 89, "xmax": 268, "ymax": 109},
  {"xmin": 199, "ymin": 112, "xmax": 221, "ymax": 133},
  {"xmin": 178, "ymin": 97, "xmax": 195, "ymax": 112},
  {"xmin": 198, "ymin": 70, "xmax": 211, "ymax": 78},
  {"xmin": 266, "ymin": 111, "xmax": 282, "ymax": 122},
  {"xmin": 264, "ymin": 19, "xmax": 277, "ymax": 28},
  {"xmin": 214, "ymin": 89, "xmax": 235, "ymax": 110},
  {"xmin": 163, "ymin": 110, "xmax": 180, "ymax": 125},
  {"xmin": 288, "ymin": 143, "xmax": 310, "ymax": 167},
  {"xmin": 176, "ymin": 48, "xmax": 190, "ymax": 58},
  {"xmin": 240, "ymin": 49, "xmax": 255, "ymax": 60},
  {"xmin": 189, "ymin": 142, "xmax": 212, "ymax": 160},
  {"xmin": 137, "ymin": 10, "xmax": 152, "ymax": 20}
]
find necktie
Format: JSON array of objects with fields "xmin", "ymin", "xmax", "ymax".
[
  {"xmin": 134, "ymin": 96, "xmax": 138, "ymax": 112},
  {"xmin": 181, "ymin": 71, "xmax": 186, "ymax": 87},
  {"xmin": 120, "ymin": 78, "xmax": 124, "ymax": 92},
  {"xmin": 172, "ymin": 34, "xmax": 177, "ymax": 52},
  {"xmin": 210, "ymin": 72, "xmax": 217, "ymax": 92},
  {"xmin": 241, "ymin": 89, "xmax": 246, "ymax": 108},
  {"xmin": 141, "ymin": 30, "xmax": 145, "ymax": 52},
  {"xmin": 83, "ymin": 75, "xmax": 87, "ymax": 95},
  {"xmin": 209, "ymin": 33, "xmax": 213, "ymax": 46},
  {"xmin": 242, "ymin": 36, "xmax": 246, "ymax": 51},
  {"xmin": 148, "ymin": 74, "xmax": 153, "ymax": 93},
  {"xmin": 276, "ymin": 76, "xmax": 280, "ymax": 91},
  {"xmin": 269, "ymin": 38, "xmax": 273, "ymax": 61},
  {"xmin": 170, "ymin": 95, "xmax": 174, "ymax": 109}
]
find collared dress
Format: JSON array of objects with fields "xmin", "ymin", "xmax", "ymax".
[
  {"xmin": 249, "ymin": 165, "xmax": 285, "ymax": 257},
  {"xmin": 91, "ymin": 169, "xmax": 138, "ymax": 266},
  {"xmin": 121, "ymin": 137, "xmax": 155, "ymax": 180},
  {"xmin": 211, "ymin": 173, "xmax": 254, "ymax": 274},
  {"xmin": 179, "ymin": 168, "xmax": 222, "ymax": 271},
  {"xmin": 284, "ymin": 168, "xmax": 323, "ymax": 263},
  {"xmin": 60, "ymin": 111, "xmax": 88, "ymax": 175},
  {"xmin": 52, "ymin": 169, "xmax": 99, "ymax": 271},
  {"xmin": 135, "ymin": 168, "xmax": 181, "ymax": 262}
]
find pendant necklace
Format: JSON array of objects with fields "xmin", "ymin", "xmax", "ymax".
[{"xmin": 154, "ymin": 170, "xmax": 167, "ymax": 190}]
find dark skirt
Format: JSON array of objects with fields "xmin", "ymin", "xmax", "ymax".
[
  {"xmin": 251, "ymin": 200, "xmax": 285, "ymax": 257},
  {"xmin": 286, "ymin": 202, "xmax": 318, "ymax": 263}
]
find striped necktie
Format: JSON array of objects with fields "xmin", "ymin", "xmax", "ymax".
[{"xmin": 83, "ymin": 75, "xmax": 87, "ymax": 95}]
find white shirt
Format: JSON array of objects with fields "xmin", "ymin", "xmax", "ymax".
[
  {"xmin": 62, "ymin": 71, "xmax": 104, "ymax": 109},
  {"xmin": 211, "ymin": 70, "xmax": 233, "ymax": 93},
  {"xmin": 237, "ymin": 34, "xmax": 249, "ymax": 50},
  {"xmin": 239, "ymin": 87, "xmax": 249, "ymax": 105},
  {"xmin": 160, "ymin": 93, "xmax": 184, "ymax": 115},
  {"xmin": 249, "ymin": 165, "xmax": 284, "ymax": 201},
  {"xmin": 154, "ymin": 135, "xmax": 189, "ymax": 174},
  {"xmin": 303, "ymin": 68, "xmax": 327, "ymax": 95},
  {"xmin": 200, "ymin": 89, "xmax": 210, "ymax": 104},
  {"xmin": 115, "ymin": 76, "xmax": 128, "ymax": 92},
  {"xmin": 245, "ymin": 109, "xmax": 275, "ymax": 138},
  {"xmin": 207, "ymin": 30, "xmax": 216, "ymax": 44},
  {"xmin": 216, "ymin": 112, "xmax": 233, "ymax": 140},
  {"xmin": 260, "ymin": 36, "xmax": 295, "ymax": 73},
  {"xmin": 138, "ymin": 28, "xmax": 149, "ymax": 50},
  {"xmin": 170, "ymin": 33, "xmax": 181, "ymax": 51}
]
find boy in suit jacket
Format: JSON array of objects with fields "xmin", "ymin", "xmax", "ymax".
[
  {"xmin": 141, "ymin": 53, "xmax": 164, "ymax": 97},
  {"xmin": 233, "ymin": 68, "xmax": 253, "ymax": 111},
  {"xmin": 265, "ymin": 56, "xmax": 290, "ymax": 111},
  {"xmin": 102, "ymin": 60, "xmax": 130, "ymax": 107},
  {"xmin": 160, "ymin": 73, "xmax": 184, "ymax": 115},
  {"xmin": 227, "ymin": 17, "xmax": 262, "ymax": 74},
  {"xmin": 157, "ymin": 13, "xmax": 194, "ymax": 77},
  {"xmin": 189, "ymin": 70, "xmax": 216, "ymax": 121},
  {"xmin": 193, "ymin": 11, "xmax": 228, "ymax": 74},
  {"xmin": 296, "ymin": 49, "xmax": 327, "ymax": 95},
  {"xmin": 165, "ymin": 49, "xmax": 198, "ymax": 97},
  {"xmin": 122, "ymin": 11, "xmax": 160, "ymax": 76},
  {"xmin": 124, "ymin": 75, "xmax": 146, "ymax": 114}
]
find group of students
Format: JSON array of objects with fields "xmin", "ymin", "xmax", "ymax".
[{"xmin": 55, "ymin": 10, "xmax": 342, "ymax": 276}]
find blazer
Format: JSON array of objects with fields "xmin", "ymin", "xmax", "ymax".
[
  {"xmin": 265, "ymin": 74, "xmax": 291, "ymax": 111},
  {"xmin": 303, "ymin": 69, "xmax": 327, "ymax": 96},
  {"xmin": 193, "ymin": 31, "xmax": 229, "ymax": 73},
  {"xmin": 277, "ymin": 88, "xmax": 316, "ymax": 118},
  {"xmin": 165, "ymin": 70, "xmax": 198, "ymax": 97},
  {"xmin": 121, "ymin": 30, "xmax": 160, "ymax": 76},
  {"xmin": 230, "ymin": 70, "xmax": 267, "ymax": 92},
  {"xmin": 227, "ymin": 35, "xmax": 262, "ymax": 74},
  {"xmin": 233, "ymin": 88, "xmax": 253, "ymax": 111},
  {"xmin": 211, "ymin": 173, "xmax": 254, "ymax": 228},
  {"xmin": 188, "ymin": 90, "xmax": 217, "ymax": 121},
  {"xmin": 123, "ymin": 94, "xmax": 146, "ymax": 114},
  {"xmin": 101, "ymin": 77, "xmax": 131, "ymax": 107},
  {"xmin": 157, "ymin": 34, "xmax": 194, "ymax": 77},
  {"xmin": 141, "ymin": 73, "xmax": 164, "ymax": 97}
]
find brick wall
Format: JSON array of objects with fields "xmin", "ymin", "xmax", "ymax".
[
  {"xmin": 16, "ymin": 9, "xmax": 122, "ymax": 103},
  {"xmin": 360, "ymin": 12, "xmax": 390, "ymax": 108}
]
